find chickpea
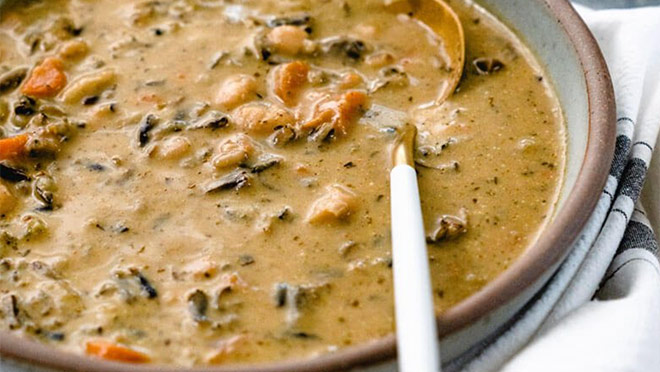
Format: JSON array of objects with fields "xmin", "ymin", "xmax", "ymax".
[
  {"xmin": 58, "ymin": 39, "xmax": 89, "ymax": 60},
  {"xmin": 152, "ymin": 136, "xmax": 191, "ymax": 160},
  {"xmin": 340, "ymin": 72, "xmax": 363, "ymax": 89},
  {"xmin": 212, "ymin": 134, "xmax": 255, "ymax": 169},
  {"xmin": 232, "ymin": 103, "xmax": 294, "ymax": 135},
  {"xmin": 307, "ymin": 184, "xmax": 359, "ymax": 224},
  {"xmin": 215, "ymin": 74, "xmax": 258, "ymax": 110},
  {"xmin": 266, "ymin": 25, "xmax": 308, "ymax": 55}
]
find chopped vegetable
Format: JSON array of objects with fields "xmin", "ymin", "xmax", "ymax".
[
  {"xmin": 473, "ymin": 57, "xmax": 504, "ymax": 75},
  {"xmin": 85, "ymin": 340, "xmax": 150, "ymax": 363},
  {"xmin": 0, "ymin": 294, "xmax": 20, "ymax": 329},
  {"xmin": 204, "ymin": 170, "xmax": 251, "ymax": 193},
  {"xmin": 266, "ymin": 26, "xmax": 309, "ymax": 55},
  {"xmin": 137, "ymin": 272, "xmax": 158, "ymax": 299},
  {"xmin": 238, "ymin": 254, "xmax": 255, "ymax": 266},
  {"xmin": 13, "ymin": 96, "xmax": 36, "ymax": 116},
  {"xmin": 138, "ymin": 114, "xmax": 158, "ymax": 147},
  {"xmin": 266, "ymin": 14, "xmax": 312, "ymax": 28},
  {"xmin": 0, "ymin": 67, "xmax": 28, "ymax": 94},
  {"xmin": 33, "ymin": 177, "xmax": 55, "ymax": 211},
  {"xmin": 151, "ymin": 136, "xmax": 191, "ymax": 160},
  {"xmin": 0, "ymin": 163, "xmax": 29, "ymax": 182},
  {"xmin": 0, "ymin": 134, "xmax": 28, "ymax": 160},
  {"xmin": 426, "ymin": 209, "xmax": 468, "ymax": 243},
  {"xmin": 215, "ymin": 74, "xmax": 258, "ymax": 110},
  {"xmin": 187, "ymin": 110, "xmax": 229, "ymax": 131},
  {"xmin": 232, "ymin": 103, "xmax": 294, "ymax": 135},
  {"xmin": 307, "ymin": 184, "xmax": 359, "ymax": 224},
  {"xmin": 243, "ymin": 153, "xmax": 282, "ymax": 174},
  {"xmin": 21, "ymin": 57, "xmax": 67, "ymax": 98},
  {"xmin": 268, "ymin": 125, "xmax": 297, "ymax": 146},
  {"xmin": 212, "ymin": 134, "xmax": 255, "ymax": 169},
  {"xmin": 272, "ymin": 61, "xmax": 309, "ymax": 106},
  {"xmin": 303, "ymin": 90, "xmax": 369, "ymax": 138},
  {"xmin": 60, "ymin": 69, "xmax": 116, "ymax": 104},
  {"xmin": 320, "ymin": 36, "xmax": 368, "ymax": 60},
  {"xmin": 188, "ymin": 289, "xmax": 209, "ymax": 322}
]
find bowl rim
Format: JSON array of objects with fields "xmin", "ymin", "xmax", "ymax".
[{"xmin": 0, "ymin": 0, "xmax": 616, "ymax": 371}]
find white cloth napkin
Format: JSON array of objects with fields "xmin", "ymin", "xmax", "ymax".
[{"xmin": 447, "ymin": 4, "xmax": 660, "ymax": 372}]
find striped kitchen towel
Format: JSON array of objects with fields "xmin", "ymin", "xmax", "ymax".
[{"xmin": 448, "ymin": 4, "xmax": 660, "ymax": 372}]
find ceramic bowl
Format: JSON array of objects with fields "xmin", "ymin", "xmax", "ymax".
[{"xmin": 0, "ymin": 0, "xmax": 615, "ymax": 371}]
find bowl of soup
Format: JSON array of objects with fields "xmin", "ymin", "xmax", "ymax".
[{"xmin": 0, "ymin": 0, "xmax": 614, "ymax": 371}]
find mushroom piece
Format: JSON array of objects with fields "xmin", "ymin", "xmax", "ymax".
[
  {"xmin": 204, "ymin": 170, "xmax": 252, "ymax": 193},
  {"xmin": 138, "ymin": 114, "xmax": 158, "ymax": 147},
  {"xmin": 188, "ymin": 289, "xmax": 209, "ymax": 322},
  {"xmin": 426, "ymin": 209, "xmax": 468, "ymax": 243},
  {"xmin": 110, "ymin": 268, "xmax": 158, "ymax": 302},
  {"xmin": 472, "ymin": 57, "xmax": 504, "ymax": 75},
  {"xmin": 268, "ymin": 125, "xmax": 297, "ymax": 147},
  {"xmin": 272, "ymin": 281, "xmax": 330, "ymax": 328},
  {"xmin": 0, "ymin": 67, "xmax": 28, "ymax": 95},
  {"xmin": 266, "ymin": 14, "xmax": 312, "ymax": 28},
  {"xmin": 319, "ymin": 36, "xmax": 369, "ymax": 61}
]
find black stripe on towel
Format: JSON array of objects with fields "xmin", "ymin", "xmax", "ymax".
[
  {"xmin": 633, "ymin": 141, "xmax": 654, "ymax": 152},
  {"xmin": 611, "ymin": 208, "xmax": 629, "ymax": 221},
  {"xmin": 617, "ymin": 117, "xmax": 635, "ymax": 125},
  {"xmin": 619, "ymin": 158, "xmax": 648, "ymax": 199},
  {"xmin": 634, "ymin": 208, "xmax": 647, "ymax": 216},
  {"xmin": 610, "ymin": 135, "xmax": 632, "ymax": 178},
  {"xmin": 616, "ymin": 220, "xmax": 659, "ymax": 255}
]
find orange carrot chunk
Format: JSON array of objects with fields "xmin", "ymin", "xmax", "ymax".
[
  {"xmin": 85, "ymin": 341, "xmax": 150, "ymax": 363},
  {"xmin": 273, "ymin": 60, "xmax": 309, "ymax": 106},
  {"xmin": 301, "ymin": 90, "xmax": 369, "ymax": 136},
  {"xmin": 0, "ymin": 134, "xmax": 28, "ymax": 160},
  {"xmin": 336, "ymin": 90, "xmax": 368, "ymax": 133},
  {"xmin": 21, "ymin": 57, "xmax": 67, "ymax": 98}
]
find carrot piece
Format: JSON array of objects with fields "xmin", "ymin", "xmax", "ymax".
[
  {"xmin": 0, "ymin": 134, "xmax": 28, "ymax": 160},
  {"xmin": 21, "ymin": 57, "xmax": 67, "ymax": 98},
  {"xmin": 301, "ymin": 109, "xmax": 334, "ymax": 130},
  {"xmin": 301, "ymin": 91, "xmax": 369, "ymax": 136},
  {"xmin": 339, "ymin": 90, "xmax": 367, "ymax": 129},
  {"xmin": 273, "ymin": 60, "xmax": 309, "ymax": 106},
  {"xmin": 85, "ymin": 341, "xmax": 150, "ymax": 363}
]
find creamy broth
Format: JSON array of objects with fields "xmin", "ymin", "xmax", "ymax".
[{"xmin": 0, "ymin": 0, "xmax": 564, "ymax": 366}]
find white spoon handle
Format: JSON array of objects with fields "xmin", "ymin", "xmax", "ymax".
[{"xmin": 390, "ymin": 164, "xmax": 441, "ymax": 372}]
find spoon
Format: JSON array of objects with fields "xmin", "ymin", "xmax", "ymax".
[
  {"xmin": 372, "ymin": 1, "xmax": 465, "ymax": 371},
  {"xmin": 385, "ymin": 0, "xmax": 465, "ymax": 102}
]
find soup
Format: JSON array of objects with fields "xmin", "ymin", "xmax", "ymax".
[{"xmin": 0, "ymin": 0, "xmax": 564, "ymax": 366}]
